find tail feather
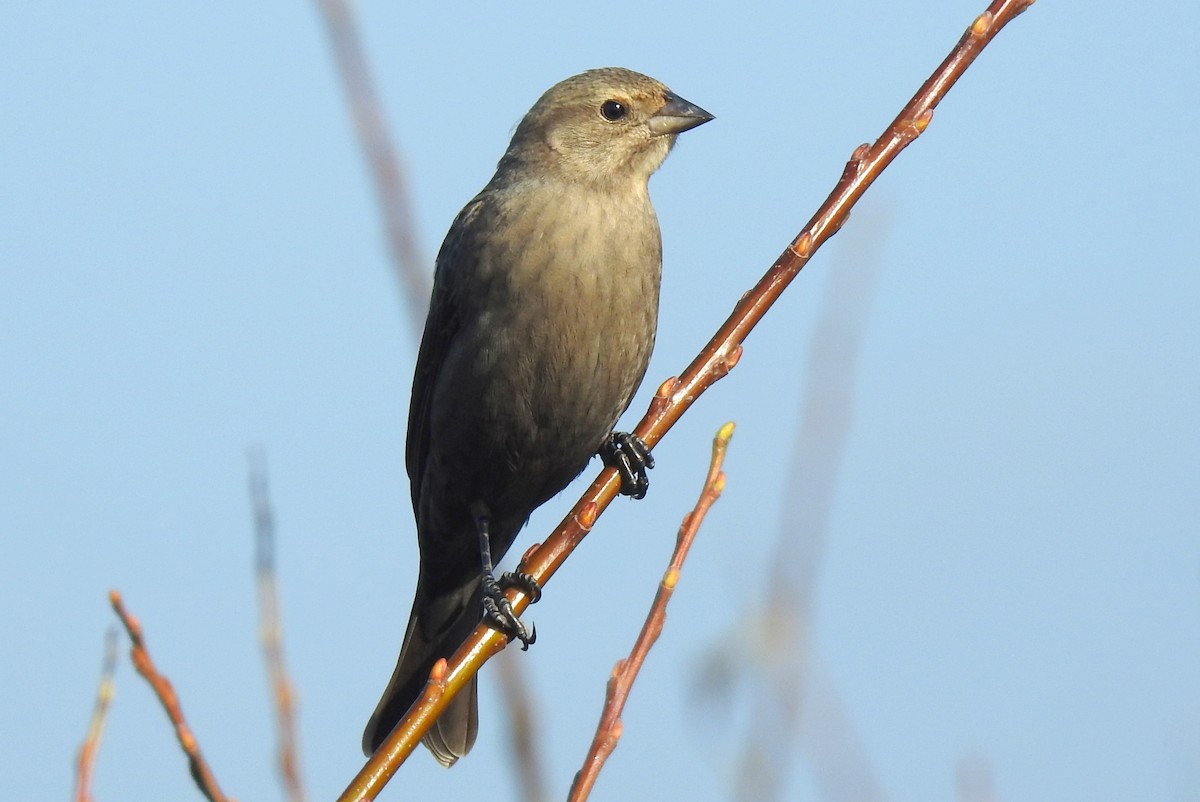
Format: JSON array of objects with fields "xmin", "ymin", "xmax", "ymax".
[
  {"xmin": 421, "ymin": 676, "xmax": 478, "ymax": 767},
  {"xmin": 363, "ymin": 576, "xmax": 482, "ymax": 765}
]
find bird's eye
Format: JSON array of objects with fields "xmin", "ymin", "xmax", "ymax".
[{"xmin": 600, "ymin": 100, "xmax": 627, "ymax": 121}]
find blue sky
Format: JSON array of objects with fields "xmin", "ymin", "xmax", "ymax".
[{"xmin": 3, "ymin": 2, "xmax": 1198, "ymax": 801}]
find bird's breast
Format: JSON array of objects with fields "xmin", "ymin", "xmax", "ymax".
[{"xmin": 453, "ymin": 181, "xmax": 663, "ymax": 501}]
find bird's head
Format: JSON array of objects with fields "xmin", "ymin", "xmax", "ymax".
[{"xmin": 499, "ymin": 67, "xmax": 713, "ymax": 188}]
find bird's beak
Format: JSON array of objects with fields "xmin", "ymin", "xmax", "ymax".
[{"xmin": 648, "ymin": 92, "xmax": 715, "ymax": 136}]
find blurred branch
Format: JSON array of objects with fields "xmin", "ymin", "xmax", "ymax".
[
  {"xmin": 74, "ymin": 627, "xmax": 118, "ymax": 802},
  {"xmin": 338, "ymin": 1, "xmax": 1034, "ymax": 797},
  {"xmin": 108, "ymin": 590, "xmax": 232, "ymax": 802},
  {"xmin": 731, "ymin": 211, "xmax": 891, "ymax": 802},
  {"xmin": 568, "ymin": 423, "xmax": 734, "ymax": 802},
  {"xmin": 248, "ymin": 448, "xmax": 308, "ymax": 802},
  {"xmin": 314, "ymin": 0, "xmax": 431, "ymax": 335},
  {"xmin": 795, "ymin": 659, "xmax": 889, "ymax": 802},
  {"xmin": 956, "ymin": 755, "xmax": 1000, "ymax": 802},
  {"xmin": 496, "ymin": 651, "xmax": 549, "ymax": 802}
]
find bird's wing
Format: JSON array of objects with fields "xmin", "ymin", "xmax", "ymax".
[{"xmin": 405, "ymin": 197, "xmax": 486, "ymax": 510}]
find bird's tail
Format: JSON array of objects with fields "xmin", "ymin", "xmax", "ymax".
[{"xmin": 362, "ymin": 574, "xmax": 482, "ymax": 766}]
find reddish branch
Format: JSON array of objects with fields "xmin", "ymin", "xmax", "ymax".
[
  {"xmin": 249, "ymin": 451, "xmax": 309, "ymax": 802},
  {"xmin": 338, "ymin": 2, "xmax": 1034, "ymax": 798},
  {"xmin": 108, "ymin": 591, "xmax": 233, "ymax": 802},
  {"xmin": 74, "ymin": 627, "xmax": 118, "ymax": 802},
  {"xmin": 568, "ymin": 422, "xmax": 734, "ymax": 802}
]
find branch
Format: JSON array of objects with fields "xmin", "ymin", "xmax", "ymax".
[
  {"xmin": 248, "ymin": 449, "xmax": 309, "ymax": 802},
  {"xmin": 109, "ymin": 590, "xmax": 233, "ymax": 802},
  {"xmin": 74, "ymin": 627, "xmax": 118, "ymax": 802},
  {"xmin": 568, "ymin": 422, "xmax": 733, "ymax": 802},
  {"xmin": 338, "ymin": 1, "xmax": 1034, "ymax": 797}
]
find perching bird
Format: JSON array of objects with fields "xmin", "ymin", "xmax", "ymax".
[{"xmin": 363, "ymin": 67, "xmax": 712, "ymax": 766}]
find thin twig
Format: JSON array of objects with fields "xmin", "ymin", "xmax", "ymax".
[
  {"xmin": 248, "ymin": 448, "xmax": 308, "ymax": 802},
  {"xmin": 74, "ymin": 627, "xmax": 118, "ymax": 802},
  {"xmin": 108, "ymin": 590, "xmax": 232, "ymax": 802},
  {"xmin": 568, "ymin": 422, "xmax": 734, "ymax": 802},
  {"xmin": 337, "ymin": 3, "xmax": 1034, "ymax": 798},
  {"xmin": 314, "ymin": 0, "xmax": 431, "ymax": 335}
]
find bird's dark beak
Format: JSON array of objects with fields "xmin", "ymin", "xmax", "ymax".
[{"xmin": 648, "ymin": 92, "xmax": 714, "ymax": 136}]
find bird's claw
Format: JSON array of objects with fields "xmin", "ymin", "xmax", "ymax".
[
  {"xmin": 499, "ymin": 571, "xmax": 543, "ymax": 604},
  {"xmin": 481, "ymin": 573, "xmax": 536, "ymax": 650},
  {"xmin": 599, "ymin": 431, "xmax": 654, "ymax": 499}
]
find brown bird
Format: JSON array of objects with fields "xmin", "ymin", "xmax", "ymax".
[{"xmin": 363, "ymin": 67, "xmax": 712, "ymax": 766}]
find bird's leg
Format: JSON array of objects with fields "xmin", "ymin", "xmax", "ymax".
[
  {"xmin": 599, "ymin": 431, "xmax": 655, "ymax": 499},
  {"xmin": 476, "ymin": 515, "xmax": 536, "ymax": 650}
]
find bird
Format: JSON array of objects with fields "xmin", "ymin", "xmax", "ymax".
[{"xmin": 362, "ymin": 67, "xmax": 713, "ymax": 766}]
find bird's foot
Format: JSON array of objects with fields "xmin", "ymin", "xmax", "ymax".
[
  {"xmin": 499, "ymin": 571, "xmax": 543, "ymax": 604},
  {"xmin": 599, "ymin": 431, "xmax": 655, "ymax": 499},
  {"xmin": 481, "ymin": 572, "xmax": 536, "ymax": 650}
]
